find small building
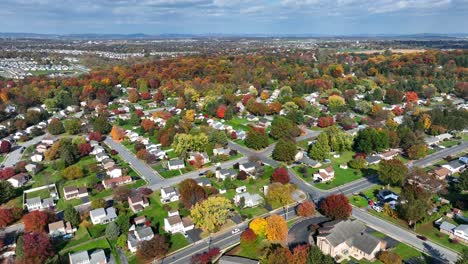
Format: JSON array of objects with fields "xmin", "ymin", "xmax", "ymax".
[
  {"xmin": 48, "ymin": 220, "xmax": 76, "ymax": 238},
  {"xmin": 25, "ymin": 162, "xmax": 39, "ymax": 174},
  {"xmin": 31, "ymin": 153, "xmax": 44, "ymax": 162},
  {"xmin": 160, "ymin": 187, "xmax": 180, "ymax": 204},
  {"xmin": 164, "ymin": 215, "xmax": 194, "ymax": 234},
  {"xmin": 188, "ymin": 152, "xmax": 210, "ymax": 164},
  {"xmin": 7, "ymin": 173, "xmax": 30, "ymax": 188},
  {"xmin": 25, "ymin": 197, "xmax": 55, "ymax": 211},
  {"xmin": 90, "ymin": 207, "xmax": 117, "ymax": 225},
  {"xmin": 128, "ymin": 194, "xmax": 150, "ymax": 213},
  {"xmin": 195, "ymin": 177, "xmax": 211, "ymax": 187},
  {"xmin": 379, "ymin": 149, "xmax": 400, "ymax": 160},
  {"xmin": 102, "ymin": 176, "xmax": 132, "ymax": 189},
  {"xmin": 63, "ymin": 186, "xmax": 88, "ymax": 200},
  {"xmin": 313, "ymin": 167, "xmax": 335, "ymax": 183},
  {"xmin": 95, "ymin": 152, "xmax": 110, "ymax": 162},
  {"xmin": 216, "ymin": 168, "xmax": 237, "ymax": 181},
  {"xmin": 69, "ymin": 249, "xmax": 107, "ymax": 264},
  {"xmin": 127, "ymin": 226, "xmax": 154, "ymax": 253},
  {"xmin": 167, "ymin": 159, "xmax": 185, "ymax": 170},
  {"xmin": 213, "ymin": 147, "xmax": 231, "ymax": 156},
  {"xmin": 234, "ymin": 192, "xmax": 263, "ymax": 208},
  {"xmin": 106, "ymin": 166, "xmax": 123, "ymax": 178},
  {"xmin": 239, "ymin": 162, "xmax": 257, "ymax": 174}
]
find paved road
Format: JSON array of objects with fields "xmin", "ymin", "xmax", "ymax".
[
  {"xmin": 2, "ymin": 134, "xmax": 46, "ymax": 167},
  {"xmin": 410, "ymin": 141, "xmax": 468, "ymax": 168},
  {"xmin": 104, "ymin": 137, "xmax": 164, "ymax": 185}
]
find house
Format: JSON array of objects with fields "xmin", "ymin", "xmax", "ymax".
[
  {"xmin": 315, "ymin": 220, "xmax": 386, "ymax": 262},
  {"xmin": 63, "ymin": 186, "xmax": 88, "ymax": 200},
  {"xmin": 128, "ymin": 194, "xmax": 149, "ymax": 213},
  {"xmin": 425, "ymin": 136, "xmax": 440, "ymax": 146},
  {"xmin": 438, "ymin": 133, "xmax": 453, "ymax": 141},
  {"xmin": 102, "ymin": 159, "xmax": 116, "ymax": 170},
  {"xmin": 41, "ymin": 136, "xmax": 56, "ymax": 146},
  {"xmin": 407, "ymin": 173, "xmax": 446, "ymax": 193},
  {"xmin": 377, "ymin": 190, "xmax": 399, "ymax": 208},
  {"xmin": 234, "ymin": 192, "xmax": 263, "ymax": 208},
  {"xmin": 213, "ymin": 147, "xmax": 231, "ymax": 156},
  {"xmin": 48, "ymin": 220, "xmax": 76, "ymax": 237},
  {"xmin": 195, "ymin": 177, "xmax": 211, "ymax": 187},
  {"xmin": 164, "ymin": 215, "xmax": 194, "ymax": 234},
  {"xmin": 365, "ymin": 155, "xmax": 381, "ymax": 165},
  {"xmin": 218, "ymin": 256, "xmax": 259, "ymax": 264},
  {"xmin": 36, "ymin": 144, "xmax": 48, "ymax": 153},
  {"xmin": 106, "ymin": 166, "xmax": 123, "ymax": 178},
  {"xmin": 91, "ymin": 146, "xmax": 105, "ymax": 155},
  {"xmin": 442, "ymin": 160, "xmax": 466, "ymax": 174},
  {"xmin": 25, "ymin": 162, "xmax": 39, "ymax": 174},
  {"xmin": 95, "ymin": 152, "xmax": 110, "ymax": 162},
  {"xmin": 216, "ymin": 168, "xmax": 237, "ymax": 180},
  {"xmin": 167, "ymin": 159, "xmax": 185, "ymax": 170},
  {"xmin": 379, "ymin": 149, "xmax": 400, "ymax": 160},
  {"xmin": 460, "ymin": 156, "xmax": 468, "ymax": 165},
  {"xmin": 69, "ymin": 249, "xmax": 107, "ymax": 264},
  {"xmin": 313, "ymin": 167, "xmax": 335, "ymax": 183},
  {"xmin": 239, "ymin": 162, "xmax": 257, "ymax": 174},
  {"xmin": 102, "ymin": 176, "xmax": 132, "ymax": 189},
  {"xmin": 25, "ymin": 197, "xmax": 55, "ymax": 211},
  {"xmin": 31, "ymin": 152, "xmax": 43, "ymax": 162},
  {"xmin": 431, "ymin": 167, "xmax": 451, "ymax": 180},
  {"xmin": 90, "ymin": 207, "xmax": 117, "ymax": 225},
  {"xmin": 188, "ymin": 152, "xmax": 210, "ymax": 164},
  {"xmin": 161, "ymin": 187, "xmax": 180, "ymax": 204},
  {"xmin": 7, "ymin": 173, "xmax": 30, "ymax": 187},
  {"xmin": 127, "ymin": 226, "xmax": 154, "ymax": 253},
  {"xmin": 298, "ymin": 155, "xmax": 322, "ymax": 168},
  {"xmin": 439, "ymin": 222, "xmax": 468, "ymax": 243}
]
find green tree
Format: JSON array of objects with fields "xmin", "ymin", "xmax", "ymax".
[
  {"xmin": 379, "ymin": 159, "xmax": 408, "ymax": 186},
  {"xmin": 354, "ymin": 128, "xmax": 389, "ymax": 154},
  {"xmin": 92, "ymin": 116, "xmax": 111, "ymax": 134},
  {"xmin": 270, "ymin": 116, "xmax": 300, "ymax": 140},
  {"xmin": 117, "ymin": 234, "xmax": 128, "ymax": 249},
  {"xmin": 324, "ymin": 126, "xmax": 353, "ymax": 152},
  {"xmin": 245, "ymin": 129, "xmax": 269, "ymax": 150},
  {"xmin": 62, "ymin": 165, "xmax": 84, "ymax": 180},
  {"xmin": 47, "ymin": 119, "xmax": 65, "ymax": 135},
  {"xmin": 15, "ymin": 235, "xmax": 24, "ymax": 259},
  {"xmin": 307, "ymin": 245, "xmax": 334, "ymax": 264},
  {"xmin": 0, "ymin": 181, "xmax": 15, "ymax": 204},
  {"xmin": 190, "ymin": 196, "xmax": 232, "ymax": 233},
  {"xmin": 456, "ymin": 248, "xmax": 468, "ymax": 264},
  {"xmin": 208, "ymin": 130, "xmax": 228, "ymax": 147},
  {"xmin": 59, "ymin": 141, "xmax": 78, "ymax": 166},
  {"xmin": 116, "ymin": 214, "xmax": 130, "ymax": 234},
  {"xmin": 309, "ymin": 133, "xmax": 331, "ymax": 161},
  {"xmin": 266, "ymin": 183, "xmax": 294, "ymax": 208},
  {"xmin": 64, "ymin": 205, "xmax": 80, "ymax": 227},
  {"xmin": 63, "ymin": 118, "xmax": 82, "ymax": 135},
  {"xmin": 105, "ymin": 222, "xmax": 120, "ymax": 240},
  {"xmin": 91, "ymin": 198, "xmax": 106, "ymax": 209},
  {"xmin": 398, "ymin": 184, "xmax": 431, "ymax": 226},
  {"xmin": 272, "ymin": 138, "xmax": 297, "ymax": 162},
  {"xmin": 348, "ymin": 157, "xmax": 367, "ymax": 169}
]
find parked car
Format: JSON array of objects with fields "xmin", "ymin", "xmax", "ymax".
[
  {"xmin": 231, "ymin": 228, "xmax": 240, "ymax": 234},
  {"xmin": 372, "ymin": 205, "xmax": 382, "ymax": 212},
  {"xmin": 183, "ymin": 233, "xmax": 188, "ymax": 238},
  {"xmin": 417, "ymin": 235, "xmax": 427, "ymax": 241},
  {"xmin": 368, "ymin": 200, "xmax": 375, "ymax": 206}
]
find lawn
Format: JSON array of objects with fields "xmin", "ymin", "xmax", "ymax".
[
  {"xmin": 224, "ymin": 117, "xmax": 251, "ymax": 131},
  {"xmin": 415, "ymin": 221, "xmax": 467, "ymax": 253},
  {"xmin": 60, "ymin": 226, "xmax": 92, "ymax": 251},
  {"xmin": 440, "ymin": 140, "xmax": 460, "ymax": 148},
  {"xmin": 60, "ymin": 237, "xmax": 110, "ymax": 255},
  {"xmin": 349, "ymin": 185, "xmax": 402, "ymax": 208},
  {"xmin": 87, "ymin": 224, "xmax": 108, "ymax": 238},
  {"xmin": 169, "ymin": 233, "xmax": 190, "ymax": 252},
  {"xmin": 153, "ymin": 164, "xmax": 192, "ymax": 178}
]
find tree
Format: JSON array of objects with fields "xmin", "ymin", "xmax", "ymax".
[
  {"xmin": 379, "ymin": 159, "xmax": 408, "ymax": 186},
  {"xmin": 237, "ymin": 170, "xmax": 247, "ymax": 180},
  {"xmin": 0, "ymin": 140, "xmax": 11, "ymax": 154},
  {"xmin": 172, "ymin": 133, "xmax": 209, "ymax": 157},
  {"xmin": 328, "ymin": 95, "xmax": 345, "ymax": 112},
  {"xmin": 217, "ymin": 105, "xmax": 227, "ymax": 118},
  {"xmin": 0, "ymin": 208, "xmax": 14, "ymax": 228},
  {"xmin": 271, "ymin": 167, "xmax": 290, "ymax": 184},
  {"xmin": 59, "ymin": 140, "xmax": 79, "ymax": 166},
  {"xmin": 23, "ymin": 211, "xmax": 49, "ymax": 232},
  {"xmin": 141, "ymin": 119, "xmax": 155, "ymax": 132},
  {"xmin": 245, "ymin": 129, "xmax": 269, "ymax": 150},
  {"xmin": 137, "ymin": 234, "xmax": 169, "ymax": 261},
  {"xmin": 21, "ymin": 232, "xmax": 54, "ymax": 264},
  {"xmin": 117, "ymin": 234, "xmax": 128, "ymax": 249},
  {"xmin": 320, "ymin": 194, "xmax": 352, "ymax": 219},
  {"xmin": 270, "ymin": 116, "xmax": 300, "ymax": 140},
  {"xmin": 91, "ymin": 198, "xmax": 106, "ymax": 209},
  {"xmin": 0, "ymin": 167, "xmax": 15, "ymax": 180},
  {"xmin": 377, "ymin": 251, "xmax": 402, "ymax": 264},
  {"xmin": 0, "ymin": 180, "xmax": 15, "ymax": 204},
  {"xmin": 354, "ymin": 128, "xmax": 389, "ymax": 154},
  {"xmin": 249, "ymin": 217, "xmax": 267, "ymax": 237},
  {"xmin": 266, "ymin": 183, "xmax": 294, "ymax": 208},
  {"xmin": 116, "ymin": 214, "xmax": 131, "ymax": 234},
  {"xmin": 296, "ymin": 200, "xmax": 316, "ymax": 217},
  {"xmin": 309, "ymin": 133, "xmax": 331, "ymax": 161},
  {"xmin": 208, "ymin": 130, "xmax": 228, "ymax": 147},
  {"xmin": 456, "ymin": 248, "xmax": 468, "ymax": 264},
  {"xmin": 179, "ymin": 179, "xmax": 206, "ymax": 209},
  {"xmin": 240, "ymin": 228, "xmax": 257, "ymax": 249},
  {"xmin": 406, "ymin": 91, "xmax": 418, "ymax": 103},
  {"xmin": 407, "ymin": 144, "xmax": 427, "ymax": 160},
  {"xmin": 63, "ymin": 118, "xmax": 82, "ymax": 135},
  {"xmin": 105, "ymin": 222, "xmax": 120, "ymax": 240},
  {"xmin": 88, "ymin": 131, "xmax": 103, "ymax": 142},
  {"xmin": 47, "ymin": 118, "xmax": 64, "ymax": 135},
  {"xmin": 307, "ymin": 246, "xmax": 334, "ymax": 264},
  {"xmin": 185, "ymin": 109, "xmax": 195, "ymax": 122},
  {"xmin": 62, "ymin": 165, "xmax": 84, "ymax": 180},
  {"xmin": 398, "ymin": 184, "xmax": 431, "ymax": 226},
  {"xmin": 64, "ymin": 205, "xmax": 80, "ymax": 227},
  {"xmin": 264, "ymin": 246, "xmax": 294, "ymax": 264},
  {"xmin": 113, "ymin": 186, "xmax": 132, "ymax": 202},
  {"xmin": 272, "ymin": 139, "xmax": 297, "ymax": 163},
  {"xmin": 92, "ymin": 116, "xmax": 112, "ymax": 134},
  {"xmin": 110, "ymin": 126, "xmax": 126, "ymax": 141},
  {"xmin": 128, "ymin": 89, "xmax": 140, "ymax": 103},
  {"xmin": 265, "ymin": 214, "xmax": 288, "ymax": 242},
  {"xmin": 348, "ymin": 157, "xmax": 367, "ymax": 169},
  {"xmin": 317, "ymin": 116, "xmax": 335, "ymax": 128},
  {"xmin": 324, "ymin": 126, "xmax": 353, "ymax": 152},
  {"xmin": 191, "ymin": 196, "xmax": 232, "ymax": 233}
]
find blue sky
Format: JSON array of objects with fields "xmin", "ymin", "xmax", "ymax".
[{"xmin": 1, "ymin": 0, "xmax": 467, "ymax": 35}]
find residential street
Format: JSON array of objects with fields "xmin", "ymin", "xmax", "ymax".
[{"xmin": 1, "ymin": 134, "xmax": 45, "ymax": 167}]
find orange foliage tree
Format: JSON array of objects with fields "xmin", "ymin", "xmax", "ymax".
[
  {"xmin": 110, "ymin": 126, "xmax": 126, "ymax": 141},
  {"xmin": 265, "ymin": 214, "xmax": 288, "ymax": 242},
  {"xmin": 22, "ymin": 211, "xmax": 49, "ymax": 232}
]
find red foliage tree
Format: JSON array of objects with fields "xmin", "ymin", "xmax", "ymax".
[
  {"xmin": 230, "ymin": 131, "xmax": 237, "ymax": 139},
  {"xmin": 21, "ymin": 232, "xmax": 54, "ymax": 264},
  {"xmin": 317, "ymin": 116, "xmax": 335, "ymax": 128},
  {"xmin": 242, "ymin": 94, "xmax": 254, "ymax": 106},
  {"xmin": 153, "ymin": 90, "xmax": 164, "ymax": 103},
  {"xmin": 296, "ymin": 200, "xmax": 316, "ymax": 217},
  {"xmin": 0, "ymin": 167, "xmax": 15, "ymax": 180},
  {"xmin": 271, "ymin": 167, "xmax": 290, "ymax": 184},
  {"xmin": 191, "ymin": 248, "xmax": 220, "ymax": 264},
  {"xmin": 0, "ymin": 140, "xmax": 12, "ymax": 154},
  {"xmin": 78, "ymin": 143, "xmax": 92, "ymax": 156},
  {"xmin": 240, "ymin": 228, "xmax": 257, "ymax": 244},
  {"xmin": 141, "ymin": 92, "xmax": 151, "ymax": 100},
  {"xmin": 135, "ymin": 109, "xmax": 144, "ymax": 117},
  {"xmin": 88, "ymin": 131, "xmax": 103, "ymax": 142},
  {"xmin": 292, "ymin": 244, "xmax": 309, "ymax": 264},
  {"xmin": 217, "ymin": 105, "xmax": 227, "ymax": 119},
  {"xmin": 141, "ymin": 119, "xmax": 155, "ymax": 132},
  {"xmin": 179, "ymin": 179, "xmax": 206, "ymax": 209},
  {"xmin": 320, "ymin": 194, "xmax": 352, "ymax": 220},
  {"xmin": 22, "ymin": 211, "xmax": 49, "ymax": 232},
  {"xmin": 0, "ymin": 208, "xmax": 14, "ymax": 228},
  {"xmin": 406, "ymin": 91, "xmax": 419, "ymax": 103},
  {"xmin": 392, "ymin": 106, "xmax": 404, "ymax": 116}
]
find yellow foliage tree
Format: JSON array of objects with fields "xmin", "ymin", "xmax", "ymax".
[
  {"xmin": 328, "ymin": 95, "xmax": 345, "ymax": 109},
  {"xmin": 185, "ymin": 109, "xmax": 195, "ymax": 122},
  {"xmin": 190, "ymin": 196, "xmax": 232, "ymax": 233},
  {"xmin": 265, "ymin": 214, "xmax": 288, "ymax": 243},
  {"xmin": 421, "ymin": 114, "xmax": 431, "ymax": 130},
  {"xmin": 249, "ymin": 217, "xmax": 267, "ymax": 237},
  {"xmin": 260, "ymin": 90, "xmax": 270, "ymax": 100}
]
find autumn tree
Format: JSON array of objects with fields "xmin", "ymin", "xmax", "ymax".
[
  {"xmin": 191, "ymin": 196, "xmax": 232, "ymax": 233},
  {"xmin": 91, "ymin": 198, "xmax": 106, "ymax": 209},
  {"xmin": 266, "ymin": 183, "xmax": 294, "ymax": 208},
  {"xmin": 110, "ymin": 126, "xmax": 125, "ymax": 141},
  {"xmin": 377, "ymin": 251, "xmax": 402, "ymax": 264},
  {"xmin": 407, "ymin": 144, "xmax": 427, "ymax": 160},
  {"xmin": 270, "ymin": 116, "xmax": 300, "ymax": 140},
  {"xmin": 320, "ymin": 194, "xmax": 352, "ymax": 220},
  {"xmin": 328, "ymin": 95, "xmax": 346, "ymax": 112},
  {"xmin": 141, "ymin": 119, "xmax": 155, "ymax": 132},
  {"xmin": 47, "ymin": 118, "xmax": 64, "ymax": 135},
  {"xmin": 137, "ymin": 234, "xmax": 169, "ymax": 262},
  {"xmin": 217, "ymin": 105, "xmax": 227, "ymax": 119},
  {"xmin": 292, "ymin": 245, "xmax": 309, "ymax": 264},
  {"xmin": 398, "ymin": 183, "xmax": 431, "ymax": 226},
  {"xmin": 62, "ymin": 165, "xmax": 84, "ymax": 180},
  {"xmin": 0, "ymin": 208, "xmax": 14, "ymax": 228},
  {"xmin": 128, "ymin": 89, "xmax": 140, "ymax": 103},
  {"xmin": 271, "ymin": 167, "xmax": 290, "ymax": 184},
  {"xmin": 0, "ymin": 167, "xmax": 15, "ymax": 180},
  {"xmin": 249, "ymin": 217, "xmax": 267, "ymax": 237},
  {"xmin": 20, "ymin": 232, "xmax": 54, "ymax": 264},
  {"xmin": 405, "ymin": 91, "xmax": 418, "ymax": 103},
  {"xmin": 317, "ymin": 116, "xmax": 335, "ymax": 128},
  {"xmin": 23, "ymin": 211, "xmax": 49, "ymax": 232},
  {"xmin": 63, "ymin": 118, "xmax": 82, "ymax": 135},
  {"xmin": 0, "ymin": 140, "xmax": 11, "ymax": 154},
  {"xmin": 179, "ymin": 179, "xmax": 206, "ymax": 209},
  {"xmin": 78, "ymin": 143, "xmax": 92, "ymax": 156},
  {"xmin": 92, "ymin": 116, "xmax": 112, "ymax": 134},
  {"xmin": 296, "ymin": 200, "xmax": 316, "ymax": 217},
  {"xmin": 272, "ymin": 138, "xmax": 297, "ymax": 163},
  {"xmin": 379, "ymin": 159, "xmax": 408, "ymax": 186},
  {"xmin": 240, "ymin": 228, "xmax": 257, "ymax": 249},
  {"xmin": 265, "ymin": 214, "xmax": 288, "ymax": 242},
  {"xmin": 185, "ymin": 109, "xmax": 195, "ymax": 122},
  {"xmin": 113, "ymin": 186, "xmax": 132, "ymax": 202},
  {"xmin": 264, "ymin": 246, "xmax": 294, "ymax": 264},
  {"xmin": 88, "ymin": 131, "xmax": 103, "ymax": 142}
]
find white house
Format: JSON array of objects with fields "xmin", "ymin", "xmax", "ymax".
[
  {"xmin": 234, "ymin": 192, "xmax": 263, "ymax": 208},
  {"xmin": 7, "ymin": 173, "xmax": 30, "ymax": 188},
  {"xmin": 213, "ymin": 148, "xmax": 231, "ymax": 156},
  {"xmin": 128, "ymin": 194, "xmax": 150, "ymax": 213},
  {"xmin": 239, "ymin": 162, "xmax": 256, "ymax": 174},
  {"xmin": 63, "ymin": 186, "xmax": 88, "ymax": 200},
  {"xmin": 442, "ymin": 160, "xmax": 466, "ymax": 174},
  {"xmin": 127, "ymin": 226, "xmax": 154, "ymax": 253},
  {"xmin": 25, "ymin": 197, "xmax": 55, "ymax": 211},
  {"xmin": 161, "ymin": 187, "xmax": 180, "ymax": 204},
  {"xmin": 90, "ymin": 207, "xmax": 117, "ymax": 225},
  {"xmin": 188, "ymin": 152, "xmax": 210, "ymax": 164},
  {"xmin": 453, "ymin": 225, "xmax": 468, "ymax": 243},
  {"xmin": 95, "ymin": 153, "xmax": 110, "ymax": 162},
  {"xmin": 48, "ymin": 220, "xmax": 76, "ymax": 238},
  {"xmin": 91, "ymin": 146, "xmax": 105, "ymax": 155},
  {"xmin": 69, "ymin": 249, "xmax": 107, "ymax": 264},
  {"xmin": 167, "ymin": 159, "xmax": 185, "ymax": 170},
  {"xmin": 164, "ymin": 214, "xmax": 194, "ymax": 234},
  {"xmin": 313, "ymin": 167, "xmax": 335, "ymax": 182},
  {"xmin": 31, "ymin": 153, "xmax": 44, "ymax": 162},
  {"xmin": 216, "ymin": 168, "xmax": 237, "ymax": 181},
  {"xmin": 106, "ymin": 166, "xmax": 123, "ymax": 178}
]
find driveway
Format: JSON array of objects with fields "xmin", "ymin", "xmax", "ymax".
[{"xmin": 287, "ymin": 216, "xmax": 329, "ymax": 247}]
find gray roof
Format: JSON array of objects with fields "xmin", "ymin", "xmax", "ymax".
[
  {"xmin": 136, "ymin": 226, "xmax": 154, "ymax": 239},
  {"xmin": 448, "ymin": 160, "xmax": 464, "ymax": 169},
  {"xmin": 299, "ymin": 155, "xmax": 320, "ymax": 166},
  {"xmin": 366, "ymin": 155, "xmax": 381, "ymax": 163},
  {"xmin": 196, "ymin": 177, "xmax": 211, "ymax": 185},
  {"xmin": 90, "ymin": 208, "xmax": 106, "ymax": 218},
  {"xmin": 241, "ymin": 162, "xmax": 256, "ymax": 169},
  {"xmin": 168, "ymin": 159, "xmax": 184, "ymax": 166},
  {"xmin": 69, "ymin": 249, "xmax": 106, "ymax": 264},
  {"xmin": 219, "ymin": 255, "xmax": 259, "ymax": 264},
  {"xmin": 455, "ymin": 224, "xmax": 468, "ymax": 234},
  {"xmin": 440, "ymin": 221, "xmax": 456, "ymax": 233},
  {"xmin": 26, "ymin": 197, "xmax": 41, "ymax": 206}
]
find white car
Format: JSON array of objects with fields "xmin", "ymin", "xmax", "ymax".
[
  {"xmin": 231, "ymin": 228, "xmax": 240, "ymax": 234},
  {"xmin": 183, "ymin": 233, "xmax": 188, "ymax": 238},
  {"xmin": 372, "ymin": 205, "xmax": 383, "ymax": 212}
]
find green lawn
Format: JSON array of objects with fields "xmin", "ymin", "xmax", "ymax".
[
  {"xmin": 169, "ymin": 233, "xmax": 190, "ymax": 252},
  {"xmin": 440, "ymin": 140, "xmax": 460, "ymax": 148},
  {"xmin": 224, "ymin": 117, "xmax": 251, "ymax": 131},
  {"xmin": 153, "ymin": 164, "xmax": 192, "ymax": 178},
  {"xmin": 415, "ymin": 221, "xmax": 467, "ymax": 253},
  {"xmin": 87, "ymin": 224, "xmax": 108, "ymax": 238},
  {"xmin": 349, "ymin": 185, "xmax": 402, "ymax": 208},
  {"xmin": 60, "ymin": 237, "xmax": 110, "ymax": 254},
  {"xmin": 60, "ymin": 226, "xmax": 92, "ymax": 251}
]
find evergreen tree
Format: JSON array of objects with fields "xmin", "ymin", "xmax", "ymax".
[{"xmin": 309, "ymin": 133, "xmax": 331, "ymax": 161}]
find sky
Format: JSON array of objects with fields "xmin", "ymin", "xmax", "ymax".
[{"xmin": 1, "ymin": 0, "xmax": 468, "ymax": 35}]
